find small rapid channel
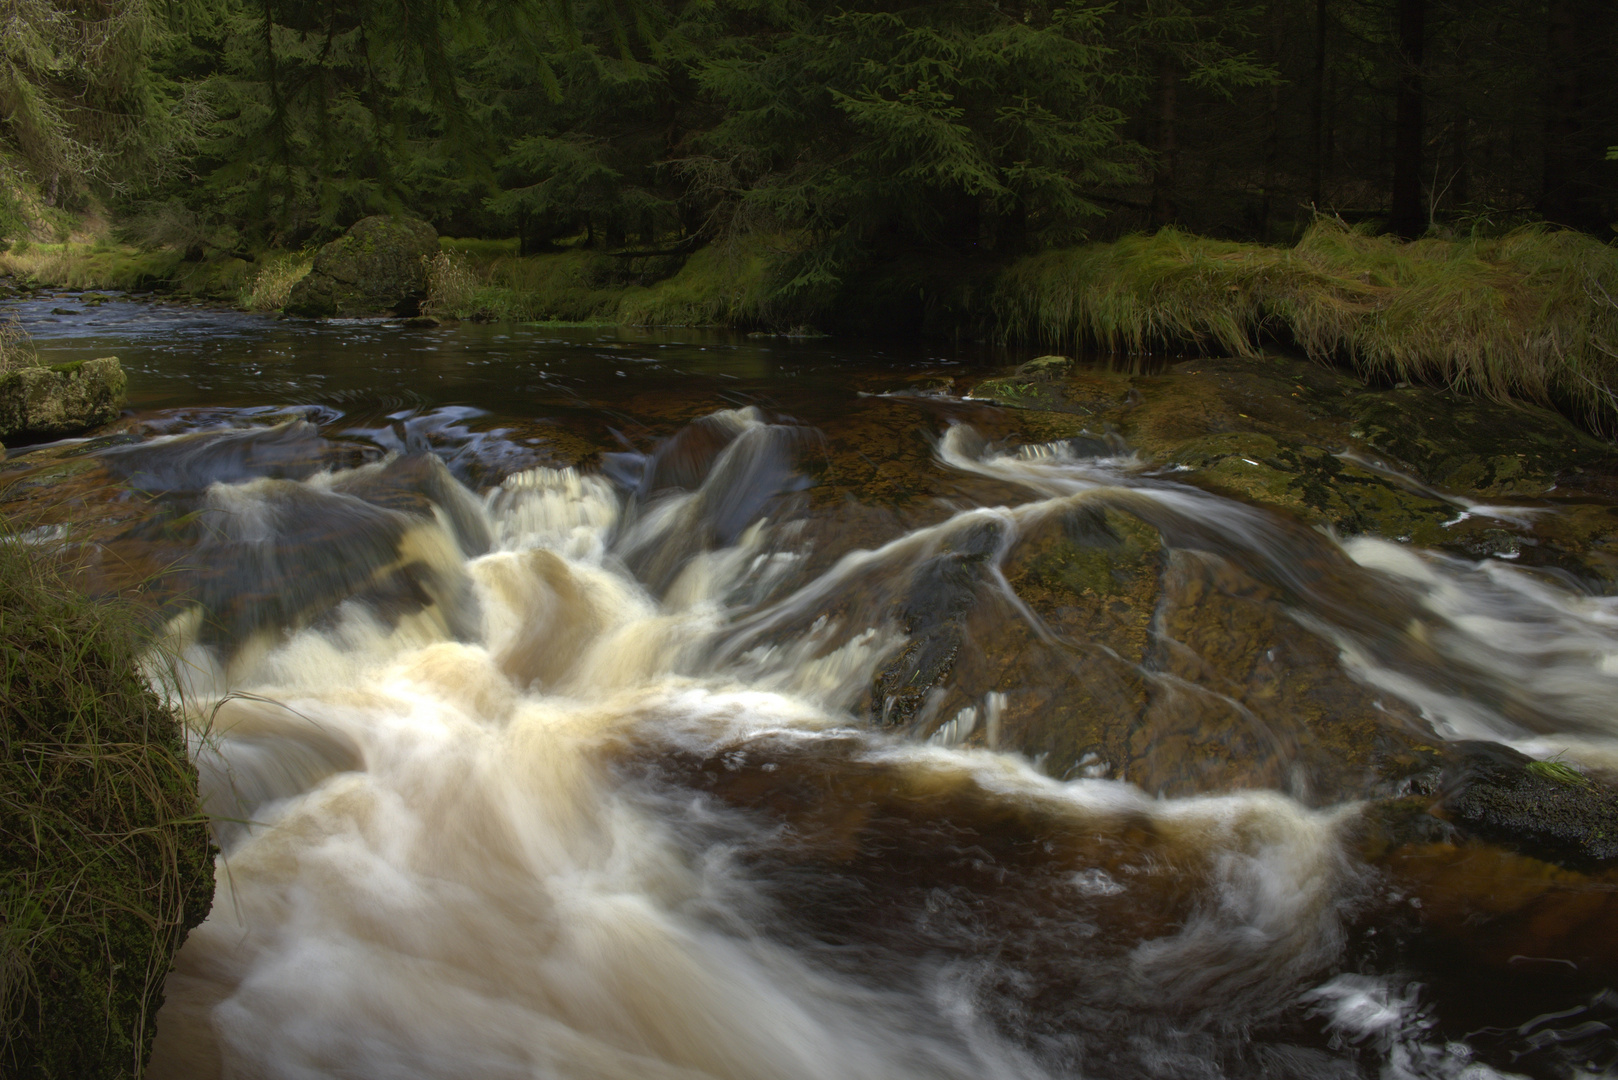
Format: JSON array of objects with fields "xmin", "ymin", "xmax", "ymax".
[{"xmin": 6, "ymin": 295, "xmax": 1618, "ymax": 1080}]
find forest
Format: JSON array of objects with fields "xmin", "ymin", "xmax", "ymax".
[{"xmin": 3, "ymin": 0, "xmax": 1613, "ymax": 259}]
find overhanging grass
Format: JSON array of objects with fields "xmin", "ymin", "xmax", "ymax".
[
  {"xmin": 0, "ymin": 528, "xmax": 214, "ymax": 1078},
  {"xmin": 991, "ymin": 221, "xmax": 1618, "ymax": 433}
]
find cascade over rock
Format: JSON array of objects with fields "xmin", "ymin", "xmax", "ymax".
[{"xmin": 284, "ymin": 216, "xmax": 439, "ymax": 318}]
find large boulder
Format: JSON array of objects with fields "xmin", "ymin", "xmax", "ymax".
[
  {"xmin": 284, "ymin": 216, "xmax": 438, "ymax": 318},
  {"xmin": 0, "ymin": 356, "xmax": 126, "ymax": 441}
]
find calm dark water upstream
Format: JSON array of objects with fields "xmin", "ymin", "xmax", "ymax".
[{"xmin": 6, "ymin": 293, "xmax": 1618, "ymax": 1080}]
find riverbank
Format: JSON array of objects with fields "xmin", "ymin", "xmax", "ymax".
[{"xmin": 5, "ymin": 221, "xmax": 1617, "ymax": 434}]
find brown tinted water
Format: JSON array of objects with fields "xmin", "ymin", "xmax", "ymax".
[{"xmin": 6, "ymin": 296, "xmax": 1618, "ymax": 1080}]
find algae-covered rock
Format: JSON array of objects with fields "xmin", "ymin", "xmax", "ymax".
[
  {"xmin": 0, "ymin": 539, "xmax": 214, "ymax": 1078},
  {"xmin": 1436, "ymin": 742, "xmax": 1618, "ymax": 869},
  {"xmin": 0, "ymin": 356, "xmax": 126, "ymax": 441},
  {"xmin": 284, "ymin": 216, "xmax": 438, "ymax": 318},
  {"xmin": 968, "ymin": 352, "xmax": 1618, "ymax": 580}
]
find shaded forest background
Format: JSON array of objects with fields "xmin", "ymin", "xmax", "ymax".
[{"xmin": 1, "ymin": 0, "xmax": 1614, "ymax": 292}]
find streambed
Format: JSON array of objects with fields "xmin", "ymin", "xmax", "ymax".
[{"xmin": 6, "ymin": 294, "xmax": 1618, "ymax": 1079}]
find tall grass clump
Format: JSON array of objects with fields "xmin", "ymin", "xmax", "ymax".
[
  {"xmin": 0, "ymin": 527, "xmax": 214, "ymax": 1078},
  {"xmin": 0, "ymin": 313, "xmax": 40, "ymax": 374},
  {"xmin": 419, "ymin": 251, "xmax": 478, "ymax": 318},
  {"xmin": 992, "ymin": 221, "xmax": 1618, "ymax": 433},
  {"xmin": 238, "ymin": 253, "xmax": 313, "ymax": 312}
]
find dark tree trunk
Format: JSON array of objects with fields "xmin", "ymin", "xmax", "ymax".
[
  {"xmin": 1540, "ymin": 0, "xmax": 1614, "ymax": 230},
  {"xmin": 1389, "ymin": 0, "xmax": 1426, "ymax": 238},
  {"xmin": 1152, "ymin": 58, "xmax": 1179, "ymax": 228},
  {"xmin": 1309, "ymin": 0, "xmax": 1328, "ymax": 207},
  {"xmin": 1451, "ymin": 116, "xmax": 1469, "ymax": 209},
  {"xmin": 1259, "ymin": 0, "xmax": 1284, "ymax": 238}
]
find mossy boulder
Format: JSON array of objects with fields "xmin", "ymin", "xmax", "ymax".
[
  {"xmin": 0, "ymin": 541, "xmax": 215, "ymax": 1078},
  {"xmin": 284, "ymin": 216, "xmax": 438, "ymax": 318},
  {"xmin": 0, "ymin": 357, "xmax": 126, "ymax": 441}
]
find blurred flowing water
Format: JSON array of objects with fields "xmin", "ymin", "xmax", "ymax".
[{"xmin": 6, "ymin": 295, "xmax": 1618, "ymax": 1079}]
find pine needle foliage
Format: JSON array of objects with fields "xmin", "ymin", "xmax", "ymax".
[
  {"xmin": 991, "ymin": 220, "xmax": 1618, "ymax": 432},
  {"xmin": 690, "ymin": 1, "xmax": 1135, "ymax": 301},
  {"xmin": 0, "ymin": 529, "xmax": 214, "ymax": 1079},
  {"xmin": 0, "ymin": 0, "xmax": 206, "ymax": 202}
]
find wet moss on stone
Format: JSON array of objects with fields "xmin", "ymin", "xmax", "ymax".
[
  {"xmin": 0, "ymin": 356, "xmax": 126, "ymax": 441},
  {"xmin": 0, "ymin": 533, "xmax": 214, "ymax": 1079}
]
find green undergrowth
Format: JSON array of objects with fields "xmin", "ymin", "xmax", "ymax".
[
  {"xmin": 0, "ymin": 242, "xmax": 261, "ymax": 301},
  {"xmin": 0, "ymin": 528, "xmax": 214, "ymax": 1079},
  {"xmin": 424, "ymin": 233, "xmax": 790, "ymax": 325},
  {"xmin": 991, "ymin": 221, "xmax": 1618, "ymax": 433}
]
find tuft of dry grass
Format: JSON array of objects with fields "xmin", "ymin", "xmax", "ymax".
[
  {"xmin": 0, "ymin": 522, "xmax": 214, "ymax": 1078},
  {"xmin": 238, "ymin": 253, "xmax": 313, "ymax": 312},
  {"xmin": 0, "ymin": 313, "xmax": 40, "ymax": 374},
  {"xmin": 419, "ymin": 250, "xmax": 479, "ymax": 318},
  {"xmin": 0, "ymin": 242, "xmax": 183, "ymax": 292},
  {"xmin": 991, "ymin": 221, "xmax": 1618, "ymax": 433}
]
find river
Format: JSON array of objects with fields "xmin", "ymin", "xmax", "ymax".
[{"xmin": 5, "ymin": 295, "xmax": 1618, "ymax": 1079}]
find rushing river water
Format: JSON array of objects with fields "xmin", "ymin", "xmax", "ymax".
[{"xmin": 7, "ymin": 295, "xmax": 1618, "ymax": 1079}]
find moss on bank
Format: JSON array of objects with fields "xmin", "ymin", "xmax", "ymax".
[
  {"xmin": 0, "ymin": 533, "xmax": 214, "ymax": 1078},
  {"xmin": 425, "ymin": 233, "xmax": 790, "ymax": 325},
  {"xmin": 0, "ymin": 242, "xmax": 252, "ymax": 300}
]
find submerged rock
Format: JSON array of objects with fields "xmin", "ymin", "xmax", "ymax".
[
  {"xmin": 284, "ymin": 215, "xmax": 439, "ymax": 318},
  {"xmin": 0, "ymin": 356, "xmax": 126, "ymax": 440}
]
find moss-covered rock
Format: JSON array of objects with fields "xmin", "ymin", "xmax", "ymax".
[
  {"xmin": 1435, "ymin": 742, "xmax": 1618, "ymax": 869},
  {"xmin": 967, "ymin": 352, "xmax": 1618, "ymax": 580},
  {"xmin": 0, "ymin": 356, "xmax": 126, "ymax": 441},
  {"xmin": 0, "ymin": 539, "xmax": 215, "ymax": 1078},
  {"xmin": 284, "ymin": 216, "xmax": 438, "ymax": 318}
]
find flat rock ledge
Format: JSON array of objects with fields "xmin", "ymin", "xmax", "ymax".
[{"xmin": 0, "ymin": 356, "xmax": 126, "ymax": 443}]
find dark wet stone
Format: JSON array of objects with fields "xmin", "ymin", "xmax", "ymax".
[
  {"xmin": 870, "ymin": 522, "xmax": 1001, "ymax": 729},
  {"xmin": 1348, "ymin": 389, "xmax": 1617, "ymax": 498},
  {"xmin": 1438, "ymin": 741, "xmax": 1618, "ymax": 869},
  {"xmin": 49, "ymin": 306, "xmax": 80, "ymax": 315}
]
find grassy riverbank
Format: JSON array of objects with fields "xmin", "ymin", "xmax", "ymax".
[
  {"xmin": 6, "ymin": 220, "xmax": 1618, "ymax": 432},
  {"xmin": 993, "ymin": 222, "xmax": 1618, "ymax": 433},
  {"xmin": 0, "ymin": 532, "xmax": 214, "ymax": 1078}
]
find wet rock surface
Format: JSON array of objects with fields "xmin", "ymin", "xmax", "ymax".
[
  {"xmin": 962, "ymin": 350, "xmax": 1618, "ymax": 869},
  {"xmin": 969, "ymin": 352, "xmax": 1618, "ymax": 582},
  {"xmin": 1437, "ymin": 741, "xmax": 1618, "ymax": 868},
  {"xmin": 284, "ymin": 215, "xmax": 438, "ymax": 318}
]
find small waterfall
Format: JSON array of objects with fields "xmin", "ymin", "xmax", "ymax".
[{"xmin": 33, "ymin": 405, "xmax": 1599, "ymax": 1080}]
